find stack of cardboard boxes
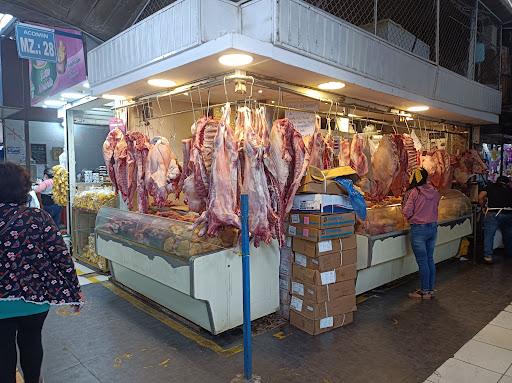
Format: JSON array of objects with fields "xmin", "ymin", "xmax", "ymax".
[
  {"xmin": 278, "ymin": 221, "xmax": 293, "ymax": 319},
  {"xmin": 288, "ymin": 211, "xmax": 358, "ymax": 335}
]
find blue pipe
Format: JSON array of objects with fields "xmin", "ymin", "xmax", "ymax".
[{"xmin": 241, "ymin": 194, "xmax": 252, "ymax": 381}]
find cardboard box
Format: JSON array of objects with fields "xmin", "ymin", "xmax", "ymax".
[
  {"xmin": 290, "ymin": 294, "xmax": 357, "ymax": 320},
  {"xmin": 288, "ymin": 223, "xmax": 354, "ymax": 242},
  {"xmin": 292, "ymin": 194, "xmax": 352, "ymax": 214},
  {"xmin": 290, "ymin": 212, "xmax": 356, "ymax": 229},
  {"xmin": 279, "ymin": 275, "xmax": 291, "ymax": 291},
  {"xmin": 290, "ymin": 310, "xmax": 354, "ymax": 335},
  {"xmin": 297, "ymin": 180, "xmax": 348, "ymax": 195},
  {"xmin": 294, "ymin": 248, "xmax": 357, "ymax": 272},
  {"xmin": 292, "ymin": 263, "xmax": 357, "ymax": 286},
  {"xmin": 291, "ymin": 279, "xmax": 355, "ymax": 303},
  {"xmin": 293, "ymin": 235, "xmax": 357, "ymax": 258}
]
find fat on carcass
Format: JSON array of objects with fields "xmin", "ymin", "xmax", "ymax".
[
  {"xmin": 308, "ymin": 115, "xmax": 325, "ymax": 169},
  {"xmin": 370, "ymin": 135, "xmax": 400, "ymax": 201},
  {"xmin": 145, "ymin": 137, "xmax": 174, "ymax": 208}
]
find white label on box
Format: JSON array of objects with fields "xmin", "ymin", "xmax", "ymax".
[
  {"xmin": 299, "ymin": 200, "xmax": 317, "ymax": 210},
  {"xmin": 295, "ymin": 253, "xmax": 307, "ymax": 267},
  {"xmin": 286, "ymin": 236, "xmax": 292, "ymax": 248},
  {"xmin": 307, "ymin": 306, "xmax": 314, "ymax": 311},
  {"xmin": 320, "ymin": 270, "xmax": 336, "ymax": 285},
  {"xmin": 290, "ymin": 296, "xmax": 303, "ymax": 312},
  {"xmin": 312, "ymin": 259, "xmax": 319, "ymax": 264},
  {"xmin": 279, "ymin": 264, "xmax": 290, "ymax": 276},
  {"xmin": 318, "ymin": 240, "xmax": 333, "ymax": 253},
  {"xmin": 307, "ymin": 289, "xmax": 314, "ymax": 295},
  {"xmin": 279, "ymin": 278, "xmax": 290, "ymax": 291},
  {"xmin": 292, "ymin": 281, "xmax": 304, "ymax": 296},
  {"xmin": 288, "ymin": 226, "xmax": 296, "ymax": 235},
  {"xmin": 291, "ymin": 214, "xmax": 300, "ymax": 223},
  {"xmin": 320, "ymin": 316, "xmax": 334, "ymax": 329}
]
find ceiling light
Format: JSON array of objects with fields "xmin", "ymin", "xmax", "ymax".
[
  {"xmin": 305, "ymin": 90, "xmax": 321, "ymax": 99},
  {"xmin": 348, "ymin": 114, "xmax": 357, "ymax": 118},
  {"xmin": 44, "ymin": 100, "xmax": 66, "ymax": 106},
  {"xmin": 406, "ymin": 117, "xmax": 414, "ymax": 121},
  {"xmin": 318, "ymin": 82, "xmax": 345, "ymax": 90},
  {"xmin": 271, "ymin": 101, "xmax": 275, "ymax": 104},
  {"xmin": 407, "ymin": 106, "xmax": 429, "ymax": 112},
  {"xmin": 61, "ymin": 92, "xmax": 83, "ymax": 99},
  {"xmin": 218, "ymin": 54, "xmax": 253, "ymax": 66},
  {"xmin": 83, "ymin": 82, "xmax": 90, "ymax": 88},
  {"xmin": 148, "ymin": 79, "xmax": 176, "ymax": 87},
  {"xmin": 258, "ymin": 90, "xmax": 263, "ymax": 94},
  {"xmin": 41, "ymin": 105, "xmax": 48, "ymax": 108},
  {"xmin": 102, "ymin": 94, "xmax": 126, "ymax": 101},
  {"xmin": 183, "ymin": 92, "xmax": 189, "ymax": 96},
  {"xmin": 0, "ymin": 14, "xmax": 13, "ymax": 32}
]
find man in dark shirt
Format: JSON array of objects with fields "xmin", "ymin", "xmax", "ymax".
[{"xmin": 478, "ymin": 176, "xmax": 512, "ymax": 264}]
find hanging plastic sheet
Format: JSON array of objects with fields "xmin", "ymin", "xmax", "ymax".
[{"xmin": 332, "ymin": 177, "xmax": 367, "ymax": 221}]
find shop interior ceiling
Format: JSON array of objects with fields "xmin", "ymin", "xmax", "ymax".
[
  {"xmin": 69, "ymin": 98, "xmax": 113, "ymax": 126},
  {"xmin": 103, "ymin": 51, "xmax": 490, "ymax": 126}
]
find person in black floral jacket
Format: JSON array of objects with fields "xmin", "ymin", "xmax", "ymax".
[{"xmin": 0, "ymin": 162, "xmax": 84, "ymax": 383}]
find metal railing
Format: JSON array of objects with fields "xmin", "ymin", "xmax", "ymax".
[{"xmin": 302, "ymin": 0, "xmax": 502, "ymax": 89}]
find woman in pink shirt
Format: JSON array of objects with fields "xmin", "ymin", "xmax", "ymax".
[
  {"xmin": 402, "ymin": 167, "xmax": 441, "ymax": 300},
  {"xmin": 35, "ymin": 168, "xmax": 62, "ymax": 230}
]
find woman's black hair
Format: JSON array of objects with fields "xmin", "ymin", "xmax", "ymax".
[
  {"xmin": 407, "ymin": 167, "xmax": 429, "ymax": 191},
  {"xmin": 496, "ymin": 175, "xmax": 510, "ymax": 188},
  {"xmin": 0, "ymin": 162, "xmax": 32, "ymax": 204},
  {"xmin": 44, "ymin": 167, "xmax": 54, "ymax": 178}
]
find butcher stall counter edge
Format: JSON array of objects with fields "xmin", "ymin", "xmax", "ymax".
[{"xmin": 354, "ymin": 215, "xmax": 472, "ymax": 295}]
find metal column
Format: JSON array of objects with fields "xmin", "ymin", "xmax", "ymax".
[{"xmin": 240, "ymin": 194, "xmax": 252, "ymax": 382}]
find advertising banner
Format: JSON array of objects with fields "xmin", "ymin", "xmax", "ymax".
[{"xmin": 29, "ymin": 25, "xmax": 86, "ymax": 106}]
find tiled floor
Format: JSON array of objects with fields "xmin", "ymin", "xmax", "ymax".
[
  {"xmin": 14, "ymin": 251, "xmax": 512, "ymax": 382},
  {"xmin": 426, "ymin": 305, "xmax": 512, "ymax": 383}
]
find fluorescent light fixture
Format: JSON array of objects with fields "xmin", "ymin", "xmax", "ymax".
[
  {"xmin": 407, "ymin": 106, "xmax": 429, "ymax": 112},
  {"xmin": 218, "ymin": 54, "xmax": 253, "ymax": 66},
  {"xmin": 44, "ymin": 100, "xmax": 66, "ymax": 106},
  {"xmin": 148, "ymin": 79, "xmax": 176, "ymax": 87},
  {"xmin": 41, "ymin": 105, "xmax": 48, "ymax": 108},
  {"xmin": 348, "ymin": 114, "xmax": 357, "ymax": 118},
  {"xmin": 305, "ymin": 90, "xmax": 321, "ymax": 99},
  {"xmin": 102, "ymin": 94, "xmax": 126, "ymax": 101},
  {"xmin": 61, "ymin": 92, "xmax": 83, "ymax": 99},
  {"xmin": 83, "ymin": 82, "xmax": 90, "ymax": 88},
  {"xmin": 318, "ymin": 82, "xmax": 345, "ymax": 90},
  {"xmin": 0, "ymin": 14, "xmax": 13, "ymax": 32},
  {"xmin": 258, "ymin": 90, "xmax": 263, "ymax": 94}
]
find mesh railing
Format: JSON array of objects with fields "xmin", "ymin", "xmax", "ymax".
[
  {"xmin": 135, "ymin": 0, "xmax": 178, "ymax": 23},
  {"xmin": 302, "ymin": 0, "xmax": 502, "ymax": 89}
]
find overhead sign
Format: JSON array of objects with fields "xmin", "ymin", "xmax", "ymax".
[
  {"xmin": 15, "ymin": 23, "xmax": 57, "ymax": 63},
  {"xmin": 28, "ymin": 24, "xmax": 86, "ymax": 106}
]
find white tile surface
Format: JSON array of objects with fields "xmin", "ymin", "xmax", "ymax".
[
  {"xmin": 474, "ymin": 325, "xmax": 512, "ymax": 351},
  {"xmin": 504, "ymin": 306, "xmax": 512, "ymax": 313},
  {"xmin": 428, "ymin": 358, "xmax": 501, "ymax": 383},
  {"xmin": 491, "ymin": 312, "xmax": 512, "ymax": 330},
  {"xmin": 506, "ymin": 364, "xmax": 512, "ymax": 377},
  {"xmin": 499, "ymin": 376, "xmax": 512, "ymax": 383},
  {"xmin": 74, "ymin": 261, "xmax": 94, "ymax": 275},
  {"xmin": 454, "ymin": 340, "xmax": 512, "ymax": 374},
  {"xmin": 78, "ymin": 276, "xmax": 92, "ymax": 286}
]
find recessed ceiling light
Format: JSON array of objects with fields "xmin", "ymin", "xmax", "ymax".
[
  {"xmin": 102, "ymin": 94, "xmax": 126, "ymax": 101},
  {"xmin": 148, "ymin": 79, "xmax": 176, "ymax": 87},
  {"xmin": 318, "ymin": 82, "xmax": 345, "ymax": 90},
  {"xmin": 83, "ymin": 82, "xmax": 90, "ymax": 88},
  {"xmin": 218, "ymin": 54, "xmax": 253, "ymax": 66},
  {"xmin": 44, "ymin": 100, "xmax": 66, "ymax": 106},
  {"xmin": 407, "ymin": 106, "xmax": 429, "ymax": 112},
  {"xmin": 61, "ymin": 92, "xmax": 83, "ymax": 99},
  {"xmin": 258, "ymin": 90, "xmax": 263, "ymax": 94}
]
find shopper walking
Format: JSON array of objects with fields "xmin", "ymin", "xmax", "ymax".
[
  {"xmin": 402, "ymin": 167, "xmax": 441, "ymax": 300},
  {"xmin": 35, "ymin": 168, "xmax": 62, "ymax": 230},
  {"xmin": 478, "ymin": 175, "xmax": 512, "ymax": 264},
  {"xmin": 0, "ymin": 162, "xmax": 84, "ymax": 383}
]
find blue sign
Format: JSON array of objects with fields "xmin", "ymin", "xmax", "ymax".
[
  {"xmin": 7, "ymin": 146, "xmax": 20, "ymax": 154},
  {"xmin": 15, "ymin": 23, "xmax": 57, "ymax": 63}
]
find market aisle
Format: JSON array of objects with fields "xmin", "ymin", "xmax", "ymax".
[{"xmin": 39, "ymin": 252, "xmax": 512, "ymax": 383}]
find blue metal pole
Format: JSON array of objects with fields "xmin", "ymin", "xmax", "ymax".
[{"xmin": 241, "ymin": 194, "xmax": 252, "ymax": 381}]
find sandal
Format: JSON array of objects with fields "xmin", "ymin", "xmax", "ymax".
[
  {"xmin": 483, "ymin": 257, "xmax": 493, "ymax": 264},
  {"xmin": 429, "ymin": 290, "xmax": 436, "ymax": 297},
  {"xmin": 408, "ymin": 289, "xmax": 432, "ymax": 299}
]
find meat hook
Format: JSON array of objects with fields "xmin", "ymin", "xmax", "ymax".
[
  {"xmin": 223, "ymin": 76, "xmax": 229, "ymax": 104},
  {"xmin": 168, "ymin": 93, "xmax": 177, "ymax": 151},
  {"xmin": 206, "ymin": 88, "xmax": 211, "ymax": 120},
  {"xmin": 198, "ymin": 86, "xmax": 204, "ymax": 116},
  {"xmin": 136, "ymin": 105, "xmax": 140, "ymax": 132},
  {"xmin": 156, "ymin": 95, "xmax": 164, "ymax": 137},
  {"xmin": 190, "ymin": 91, "xmax": 196, "ymax": 124}
]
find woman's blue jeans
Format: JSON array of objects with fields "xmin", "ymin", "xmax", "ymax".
[
  {"xmin": 44, "ymin": 204, "xmax": 63, "ymax": 231},
  {"xmin": 410, "ymin": 222, "xmax": 438, "ymax": 292}
]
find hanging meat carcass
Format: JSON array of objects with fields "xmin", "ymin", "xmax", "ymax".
[
  {"xmin": 308, "ymin": 115, "xmax": 325, "ymax": 169},
  {"xmin": 323, "ymin": 119, "xmax": 335, "ymax": 170},
  {"xmin": 125, "ymin": 132, "xmax": 150, "ymax": 213},
  {"xmin": 177, "ymin": 138, "xmax": 192, "ymax": 198},
  {"xmin": 404, "ymin": 135, "xmax": 419, "ymax": 174},
  {"xmin": 370, "ymin": 135, "xmax": 400, "ymax": 201},
  {"xmin": 267, "ymin": 118, "xmax": 310, "ymax": 246},
  {"xmin": 350, "ymin": 134, "xmax": 369, "ymax": 177},
  {"xmin": 102, "ymin": 129, "xmax": 127, "ymax": 197},
  {"xmin": 453, "ymin": 149, "xmax": 488, "ymax": 184},
  {"xmin": 145, "ymin": 137, "xmax": 175, "ymax": 208},
  {"xmin": 338, "ymin": 139, "xmax": 351, "ymax": 167},
  {"xmin": 190, "ymin": 104, "xmax": 241, "ymax": 237},
  {"xmin": 389, "ymin": 135, "xmax": 408, "ymax": 197}
]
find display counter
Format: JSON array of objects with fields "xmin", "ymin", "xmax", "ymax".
[
  {"xmin": 95, "ymin": 198, "xmax": 279, "ymax": 334},
  {"xmin": 355, "ymin": 190, "xmax": 473, "ymax": 294}
]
